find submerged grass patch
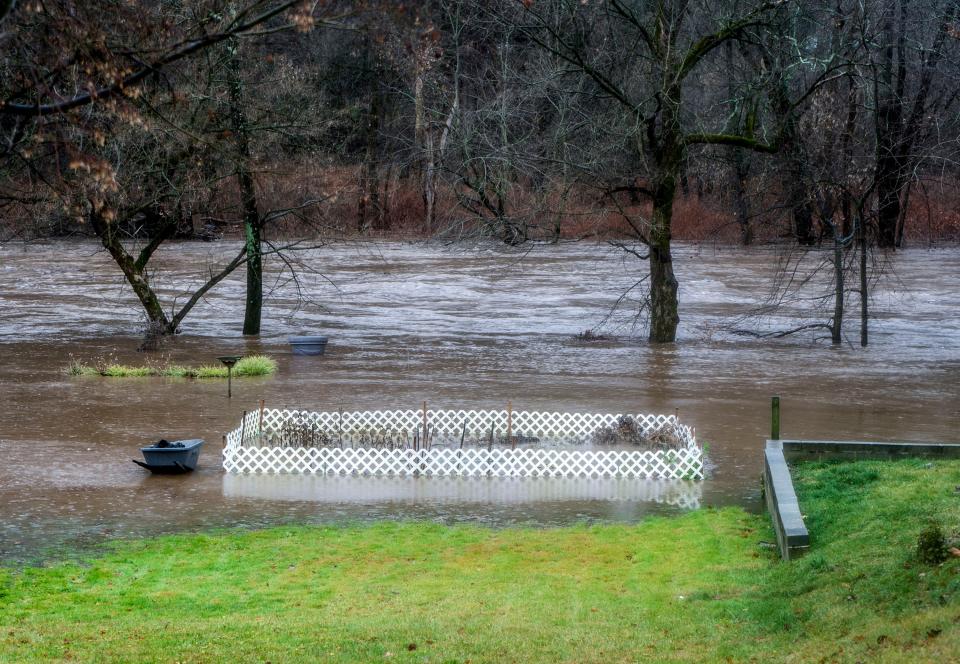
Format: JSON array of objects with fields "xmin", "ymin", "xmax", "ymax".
[
  {"xmin": 64, "ymin": 354, "xmax": 277, "ymax": 378},
  {"xmin": 1, "ymin": 459, "xmax": 958, "ymax": 662}
]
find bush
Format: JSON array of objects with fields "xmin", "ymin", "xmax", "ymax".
[
  {"xmin": 234, "ymin": 355, "xmax": 278, "ymax": 377},
  {"xmin": 916, "ymin": 522, "xmax": 948, "ymax": 565},
  {"xmin": 64, "ymin": 359, "xmax": 98, "ymax": 376}
]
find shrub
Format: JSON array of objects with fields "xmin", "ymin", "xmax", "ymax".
[
  {"xmin": 64, "ymin": 359, "xmax": 98, "ymax": 376},
  {"xmin": 916, "ymin": 522, "xmax": 948, "ymax": 565},
  {"xmin": 234, "ymin": 355, "xmax": 278, "ymax": 377}
]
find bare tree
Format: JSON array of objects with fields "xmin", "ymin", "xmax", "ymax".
[
  {"xmin": 0, "ymin": 1, "xmax": 333, "ymax": 339},
  {"xmin": 518, "ymin": 0, "xmax": 789, "ymax": 342}
]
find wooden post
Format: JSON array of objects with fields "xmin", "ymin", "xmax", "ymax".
[
  {"xmin": 258, "ymin": 399, "xmax": 266, "ymax": 444},
  {"xmin": 239, "ymin": 410, "xmax": 248, "ymax": 447},
  {"xmin": 422, "ymin": 400, "xmax": 428, "ymax": 450},
  {"xmin": 507, "ymin": 401, "xmax": 514, "ymax": 449},
  {"xmin": 771, "ymin": 396, "xmax": 781, "ymax": 441}
]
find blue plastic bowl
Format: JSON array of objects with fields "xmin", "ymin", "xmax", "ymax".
[{"xmin": 288, "ymin": 335, "xmax": 328, "ymax": 356}]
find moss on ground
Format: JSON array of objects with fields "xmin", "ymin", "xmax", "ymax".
[{"xmin": 1, "ymin": 459, "xmax": 958, "ymax": 663}]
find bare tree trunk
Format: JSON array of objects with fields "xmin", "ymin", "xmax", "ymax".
[
  {"xmin": 832, "ymin": 232, "xmax": 844, "ymax": 345},
  {"xmin": 859, "ymin": 217, "xmax": 868, "ymax": 347},
  {"xmin": 730, "ymin": 150, "xmax": 752, "ymax": 245},
  {"xmin": 422, "ymin": 27, "xmax": 460, "ymax": 235},
  {"xmin": 423, "ymin": 131, "xmax": 436, "ymax": 232},
  {"xmin": 725, "ymin": 41, "xmax": 752, "ymax": 246},
  {"xmin": 377, "ymin": 165, "xmax": 396, "ymax": 231},
  {"xmin": 874, "ymin": 1, "xmax": 905, "ymax": 249},
  {"xmin": 649, "ymin": 188, "xmax": 680, "ymax": 343},
  {"xmin": 226, "ymin": 40, "xmax": 263, "ymax": 336},
  {"xmin": 768, "ymin": 64, "xmax": 816, "ymax": 245},
  {"xmin": 873, "ymin": 2, "xmax": 953, "ymax": 248},
  {"xmin": 895, "ymin": 177, "xmax": 912, "ymax": 247},
  {"xmin": 647, "ymin": 87, "xmax": 682, "ymax": 343},
  {"xmin": 91, "ymin": 211, "xmax": 172, "ymax": 332},
  {"xmin": 874, "ymin": 135, "xmax": 904, "ymax": 249},
  {"xmin": 358, "ymin": 61, "xmax": 383, "ymax": 233},
  {"xmin": 413, "ymin": 61, "xmax": 430, "ymax": 233}
]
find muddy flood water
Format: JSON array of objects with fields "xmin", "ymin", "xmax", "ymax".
[{"xmin": 1, "ymin": 240, "xmax": 958, "ymax": 563}]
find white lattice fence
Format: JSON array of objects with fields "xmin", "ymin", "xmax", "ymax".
[
  {"xmin": 224, "ymin": 408, "xmax": 702, "ymax": 480},
  {"xmin": 227, "ymin": 408, "xmax": 695, "ymax": 446}
]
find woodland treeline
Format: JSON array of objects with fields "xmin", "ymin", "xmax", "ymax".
[{"xmin": 1, "ymin": 1, "xmax": 958, "ymax": 344}]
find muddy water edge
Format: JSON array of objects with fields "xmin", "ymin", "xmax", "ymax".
[{"xmin": 1, "ymin": 240, "xmax": 958, "ymax": 564}]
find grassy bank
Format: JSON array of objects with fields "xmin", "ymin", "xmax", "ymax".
[
  {"xmin": 64, "ymin": 354, "xmax": 277, "ymax": 378},
  {"xmin": 2, "ymin": 460, "xmax": 958, "ymax": 663}
]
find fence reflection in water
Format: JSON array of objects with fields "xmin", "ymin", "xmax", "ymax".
[{"xmin": 222, "ymin": 474, "xmax": 703, "ymax": 510}]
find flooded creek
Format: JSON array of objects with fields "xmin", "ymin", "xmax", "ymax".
[{"xmin": 1, "ymin": 240, "xmax": 958, "ymax": 563}]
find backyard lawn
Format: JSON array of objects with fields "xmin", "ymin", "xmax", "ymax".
[{"xmin": 2, "ymin": 459, "xmax": 959, "ymax": 663}]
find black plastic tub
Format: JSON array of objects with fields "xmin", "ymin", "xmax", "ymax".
[
  {"xmin": 133, "ymin": 439, "xmax": 204, "ymax": 474},
  {"xmin": 288, "ymin": 335, "xmax": 328, "ymax": 356}
]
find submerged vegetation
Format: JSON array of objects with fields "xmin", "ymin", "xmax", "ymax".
[
  {"xmin": 64, "ymin": 354, "xmax": 277, "ymax": 378},
  {"xmin": 1, "ymin": 459, "xmax": 958, "ymax": 662}
]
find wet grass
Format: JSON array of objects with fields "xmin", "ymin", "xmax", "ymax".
[
  {"xmin": 1, "ymin": 459, "xmax": 958, "ymax": 662},
  {"xmin": 64, "ymin": 354, "xmax": 277, "ymax": 378}
]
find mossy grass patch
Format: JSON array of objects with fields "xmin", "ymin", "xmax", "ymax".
[{"xmin": 63, "ymin": 354, "xmax": 277, "ymax": 378}]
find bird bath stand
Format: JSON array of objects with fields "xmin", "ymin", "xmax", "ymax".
[{"xmin": 217, "ymin": 355, "xmax": 242, "ymax": 398}]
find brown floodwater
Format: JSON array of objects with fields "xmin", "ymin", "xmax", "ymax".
[{"xmin": 1, "ymin": 240, "xmax": 958, "ymax": 563}]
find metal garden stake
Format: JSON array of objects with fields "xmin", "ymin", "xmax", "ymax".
[{"xmin": 217, "ymin": 355, "xmax": 241, "ymax": 398}]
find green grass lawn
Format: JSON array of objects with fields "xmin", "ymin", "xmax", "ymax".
[{"xmin": 2, "ymin": 459, "xmax": 959, "ymax": 663}]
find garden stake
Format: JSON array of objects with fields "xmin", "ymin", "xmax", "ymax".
[
  {"xmin": 422, "ymin": 401, "xmax": 428, "ymax": 449},
  {"xmin": 338, "ymin": 407, "xmax": 343, "ymax": 448},
  {"xmin": 240, "ymin": 410, "xmax": 248, "ymax": 447},
  {"xmin": 507, "ymin": 400, "xmax": 513, "ymax": 449},
  {"xmin": 258, "ymin": 399, "xmax": 266, "ymax": 445}
]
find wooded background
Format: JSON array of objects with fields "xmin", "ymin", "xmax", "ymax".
[{"xmin": 1, "ymin": 1, "xmax": 957, "ymax": 342}]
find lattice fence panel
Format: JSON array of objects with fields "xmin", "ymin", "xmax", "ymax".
[
  {"xmin": 229, "ymin": 408, "xmax": 695, "ymax": 447},
  {"xmin": 223, "ymin": 408, "xmax": 702, "ymax": 480},
  {"xmin": 223, "ymin": 446, "xmax": 702, "ymax": 479}
]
